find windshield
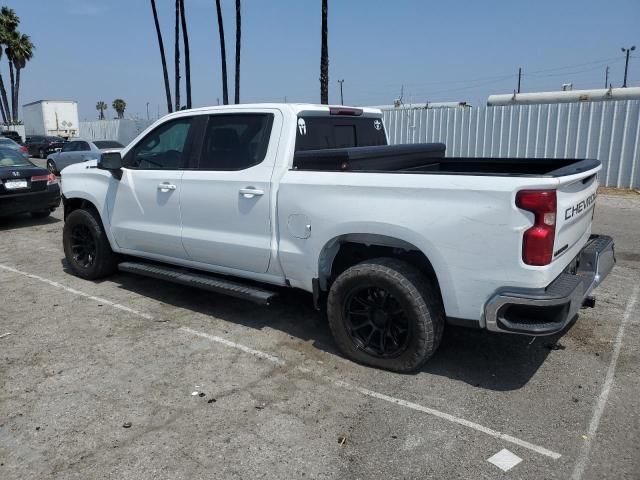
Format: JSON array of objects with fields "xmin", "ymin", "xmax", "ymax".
[
  {"xmin": 94, "ymin": 140, "xmax": 124, "ymax": 149},
  {"xmin": 46, "ymin": 136, "xmax": 65, "ymax": 142},
  {"xmin": 0, "ymin": 137, "xmax": 17, "ymax": 146},
  {"xmin": 0, "ymin": 147, "xmax": 31, "ymax": 166}
]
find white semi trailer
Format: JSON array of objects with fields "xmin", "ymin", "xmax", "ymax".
[{"xmin": 22, "ymin": 100, "xmax": 79, "ymax": 139}]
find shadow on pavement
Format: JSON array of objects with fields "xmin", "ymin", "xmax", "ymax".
[
  {"xmin": 0, "ymin": 213, "xmax": 61, "ymax": 231},
  {"xmin": 62, "ymin": 263, "xmax": 566, "ymax": 393}
]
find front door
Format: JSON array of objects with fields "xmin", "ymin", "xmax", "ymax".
[
  {"xmin": 180, "ymin": 111, "xmax": 281, "ymax": 273},
  {"xmin": 107, "ymin": 116, "xmax": 194, "ymax": 259}
]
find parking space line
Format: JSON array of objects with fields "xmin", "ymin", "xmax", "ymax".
[
  {"xmin": 570, "ymin": 283, "xmax": 640, "ymax": 480},
  {"xmin": 180, "ymin": 326, "xmax": 286, "ymax": 365},
  {"xmin": 180, "ymin": 326, "xmax": 562, "ymax": 460},
  {"xmin": 0, "ymin": 263, "xmax": 153, "ymax": 320},
  {"xmin": 0, "ymin": 262, "xmax": 564, "ymax": 461}
]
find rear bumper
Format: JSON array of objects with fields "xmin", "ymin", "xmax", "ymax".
[
  {"xmin": 0, "ymin": 185, "xmax": 61, "ymax": 216},
  {"xmin": 484, "ymin": 235, "xmax": 615, "ymax": 335}
]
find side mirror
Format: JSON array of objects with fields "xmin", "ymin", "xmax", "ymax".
[{"xmin": 98, "ymin": 151, "xmax": 123, "ymax": 178}]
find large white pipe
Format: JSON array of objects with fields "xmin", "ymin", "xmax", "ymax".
[
  {"xmin": 487, "ymin": 87, "xmax": 640, "ymax": 106},
  {"xmin": 424, "ymin": 101, "xmax": 471, "ymax": 109}
]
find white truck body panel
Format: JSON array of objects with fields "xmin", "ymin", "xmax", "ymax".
[
  {"xmin": 61, "ymin": 103, "xmax": 603, "ymax": 326},
  {"xmin": 23, "ymin": 100, "xmax": 79, "ymax": 138}
]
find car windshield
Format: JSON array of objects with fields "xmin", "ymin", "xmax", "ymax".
[
  {"xmin": 0, "ymin": 147, "xmax": 31, "ymax": 166},
  {"xmin": 0, "ymin": 137, "xmax": 17, "ymax": 146},
  {"xmin": 46, "ymin": 136, "xmax": 65, "ymax": 142},
  {"xmin": 94, "ymin": 140, "xmax": 124, "ymax": 149}
]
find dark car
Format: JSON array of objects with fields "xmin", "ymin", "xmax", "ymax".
[
  {"xmin": 25, "ymin": 135, "xmax": 66, "ymax": 159},
  {"xmin": 0, "ymin": 147, "xmax": 60, "ymax": 218},
  {"xmin": 1, "ymin": 130, "xmax": 23, "ymax": 144}
]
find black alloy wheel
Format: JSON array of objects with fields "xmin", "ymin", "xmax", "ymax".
[
  {"xmin": 344, "ymin": 285, "xmax": 410, "ymax": 358},
  {"xmin": 69, "ymin": 223, "xmax": 97, "ymax": 268}
]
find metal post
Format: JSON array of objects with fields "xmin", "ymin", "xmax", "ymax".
[
  {"xmin": 622, "ymin": 46, "xmax": 636, "ymax": 88},
  {"xmin": 517, "ymin": 68, "xmax": 521, "ymax": 94},
  {"xmin": 146, "ymin": 102, "xmax": 150, "ymax": 120},
  {"xmin": 605, "ymin": 66, "xmax": 609, "ymax": 89},
  {"xmin": 338, "ymin": 79, "xmax": 344, "ymax": 105}
]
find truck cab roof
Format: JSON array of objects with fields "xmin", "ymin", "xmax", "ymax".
[{"xmin": 163, "ymin": 103, "xmax": 383, "ymax": 117}]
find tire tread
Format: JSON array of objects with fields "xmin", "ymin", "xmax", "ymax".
[{"xmin": 327, "ymin": 257, "xmax": 444, "ymax": 373}]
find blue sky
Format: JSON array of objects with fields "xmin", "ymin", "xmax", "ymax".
[{"xmin": 3, "ymin": 0, "xmax": 639, "ymax": 120}]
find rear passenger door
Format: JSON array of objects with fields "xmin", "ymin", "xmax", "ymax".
[{"xmin": 180, "ymin": 110, "xmax": 281, "ymax": 273}]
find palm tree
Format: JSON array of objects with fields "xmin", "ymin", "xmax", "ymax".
[
  {"xmin": 234, "ymin": 0, "xmax": 241, "ymax": 104},
  {"xmin": 8, "ymin": 32, "xmax": 34, "ymax": 122},
  {"xmin": 0, "ymin": 7, "xmax": 18, "ymax": 123},
  {"xmin": 214, "ymin": 0, "xmax": 229, "ymax": 105},
  {"xmin": 0, "ymin": 49, "xmax": 9, "ymax": 124},
  {"xmin": 4, "ymin": 29, "xmax": 18, "ymax": 121},
  {"xmin": 150, "ymin": 0, "xmax": 173, "ymax": 113},
  {"xmin": 179, "ymin": 0, "xmax": 191, "ymax": 109},
  {"xmin": 320, "ymin": 0, "xmax": 329, "ymax": 104},
  {"xmin": 174, "ymin": 0, "xmax": 181, "ymax": 111},
  {"xmin": 112, "ymin": 99, "xmax": 126, "ymax": 119},
  {"xmin": 96, "ymin": 101, "xmax": 107, "ymax": 120}
]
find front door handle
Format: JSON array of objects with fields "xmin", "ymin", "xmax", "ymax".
[
  {"xmin": 239, "ymin": 187, "xmax": 264, "ymax": 198},
  {"xmin": 158, "ymin": 182, "xmax": 177, "ymax": 191}
]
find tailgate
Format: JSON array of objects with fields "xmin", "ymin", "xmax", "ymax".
[{"xmin": 553, "ymin": 168, "xmax": 599, "ymax": 260}]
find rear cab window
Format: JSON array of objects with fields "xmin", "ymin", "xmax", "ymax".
[{"xmin": 295, "ymin": 114, "xmax": 387, "ymax": 152}]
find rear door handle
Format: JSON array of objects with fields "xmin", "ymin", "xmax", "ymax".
[
  {"xmin": 158, "ymin": 182, "xmax": 177, "ymax": 191},
  {"xmin": 239, "ymin": 187, "xmax": 264, "ymax": 198}
]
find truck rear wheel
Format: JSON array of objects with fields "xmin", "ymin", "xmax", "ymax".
[
  {"xmin": 327, "ymin": 258, "xmax": 444, "ymax": 373},
  {"xmin": 63, "ymin": 208, "xmax": 118, "ymax": 280}
]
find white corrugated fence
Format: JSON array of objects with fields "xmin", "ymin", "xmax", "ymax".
[
  {"xmin": 382, "ymin": 100, "xmax": 640, "ymax": 188},
  {"xmin": 78, "ymin": 119, "xmax": 154, "ymax": 146}
]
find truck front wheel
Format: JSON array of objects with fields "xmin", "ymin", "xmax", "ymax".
[
  {"xmin": 327, "ymin": 258, "xmax": 444, "ymax": 373},
  {"xmin": 63, "ymin": 208, "xmax": 118, "ymax": 280}
]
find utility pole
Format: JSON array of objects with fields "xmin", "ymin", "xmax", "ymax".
[
  {"xmin": 338, "ymin": 79, "xmax": 344, "ymax": 105},
  {"xmin": 621, "ymin": 46, "xmax": 636, "ymax": 88},
  {"xmin": 517, "ymin": 67, "xmax": 522, "ymax": 94},
  {"xmin": 146, "ymin": 102, "xmax": 150, "ymax": 120},
  {"xmin": 605, "ymin": 66, "xmax": 609, "ymax": 89}
]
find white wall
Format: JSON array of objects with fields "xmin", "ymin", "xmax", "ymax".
[
  {"xmin": 1, "ymin": 124, "xmax": 26, "ymax": 142},
  {"xmin": 78, "ymin": 118, "xmax": 154, "ymax": 146},
  {"xmin": 382, "ymin": 100, "xmax": 640, "ymax": 189}
]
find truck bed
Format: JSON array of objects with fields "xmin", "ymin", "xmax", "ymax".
[{"xmin": 292, "ymin": 143, "xmax": 600, "ymax": 177}]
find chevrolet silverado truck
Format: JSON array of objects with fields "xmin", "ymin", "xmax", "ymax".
[{"xmin": 60, "ymin": 104, "xmax": 615, "ymax": 372}]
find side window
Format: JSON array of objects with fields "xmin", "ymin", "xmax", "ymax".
[
  {"xmin": 197, "ymin": 114, "xmax": 273, "ymax": 170},
  {"xmin": 61, "ymin": 142, "xmax": 76, "ymax": 152},
  {"xmin": 124, "ymin": 118, "xmax": 192, "ymax": 169},
  {"xmin": 76, "ymin": 141, "xmax": 91, "ymax": 151}
]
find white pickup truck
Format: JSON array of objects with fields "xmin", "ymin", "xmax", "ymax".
[{"xmin": 60, "ymin": 103, "xmax": 614, "ymax": 372}]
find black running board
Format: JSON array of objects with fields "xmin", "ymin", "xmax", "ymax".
[{"xmin": 118, "ymin": 261, "xmax": 277, "ymax": 305}]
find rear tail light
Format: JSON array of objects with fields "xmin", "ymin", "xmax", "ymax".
[
  {"xmin": 516, "ymin": 189, "xmax": 557, "ymax": 266},
  {"xmin": 47, "ymin": 173, "xmax": 58, "ymax": 185},
  {"xmin": 19, "ymin": 145, "xmax": 28, "ymax": 153},
  {"xmin": 31, "ymin": 173, "xmax": 58, "ymax": 185}
]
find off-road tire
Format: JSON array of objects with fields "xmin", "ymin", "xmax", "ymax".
[
  {"xmin": 327, "ymin": 257, "xmax": 444, "ymax": 373},
  {"xmin": 63, "ymin": 208, "xmax": 118, "ymax": 280}
]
